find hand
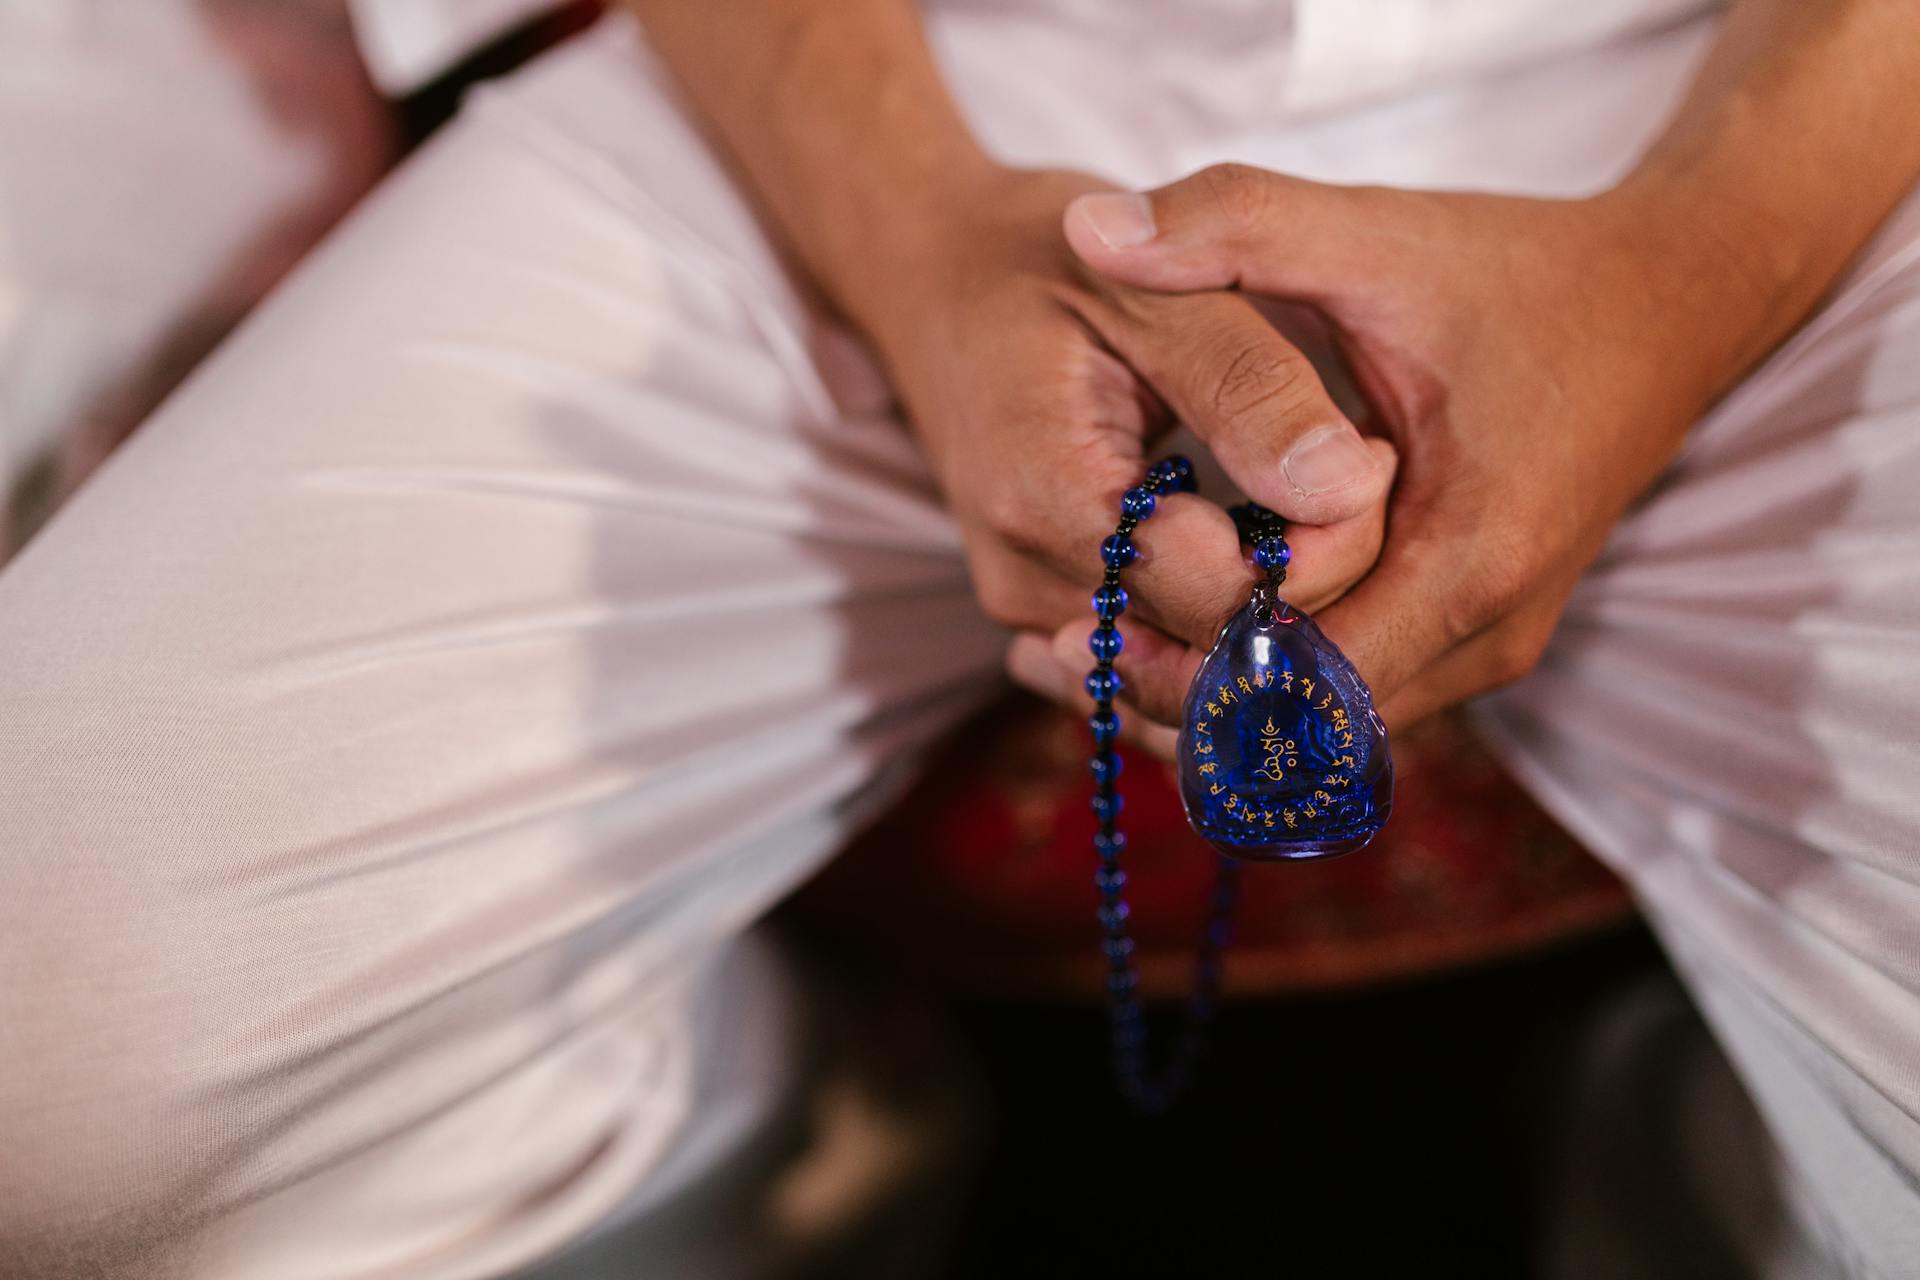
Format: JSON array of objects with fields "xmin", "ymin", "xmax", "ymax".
[
  {"xmin": 854, "ymin": 167, "xmax": 1397, "ymax": 743},
  {"xmin": 1056, "ymin": 164, "xmax": 1753, "ymax": 726}
]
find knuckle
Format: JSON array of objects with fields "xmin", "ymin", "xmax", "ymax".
[
  {"xmin": 977, "ymin": 491, "xmax": 1042, "ymax": 555},
  {"xmin": 1481, "ymin": 621, "xmax": 1553, "ymax": 690},
  {"xmin": 1446, "ymin": 528, "xmax": 1539, "ymax": 643},
  {"xmin": 972, "ymin": 577, "xmax": 1030, "ymax": 630},
  {"xmin": 1325, "ymin": 538, "xmax": 1381, "ymax": 604},
  {"xmin": 1204, "ymin": 337, "xmax": 1314, "ymax": 427},
  {"xmin": 1476, "ymin": 560, "xmax": 1534, "ymax": 624},
  {"xmin": 1193, "ymin": 163, "xmax": 1274, "ymax": 232},
  {"xmin": 964, "ymin": 548, "xmax": 1038, "ymax": 629},
  {"xmin": 1435, "ymin": 577, "xmax": 1500, "ymax": 654}
]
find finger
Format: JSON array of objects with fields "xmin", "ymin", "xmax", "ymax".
[
  {"xmin": 1126, "ymin": 718, "xmax": 1180, "ymax": 763},
  {"xmin": 1373, "ymin": 600, "xmax": 1567, "ymax": 730},
  {"xmin": 1004, "ymin": 633, "xmax": 1180, "ymax": 757},
  {"xmin": 1373, "ymin": 641, "xmax": 1492, "ymax": 732},
  {"xmin": 1311, "ymin": 566, "xmax": 1447, "ymax": 709},
  {"xmin": 1027, "ymin": 439, "xmax": 1390, "ymax": 662},
  {"xmin": 1278, "ymin": 437, "xmax": 1398, "ymax": 614},
  {"xmin": 1063, "ymin": 164, "xmax": 1381, "ymax": 300},
  {"xmin": 1113, "ymin": 491, "xmax": 1256, "ymax": 651},
  {"xmin": 1047, "ymin": 615, "xmax": 1202, "ymax": 729},
  {"xmin": 1002, "ymin": 470, "xmax": 1252, "ymax": 653},
  {"xmin": 1050, "ymin": 453, "xmax": 1391, "ymax": 728},
  {"xmin": 965, "ymin": 541, "xmax": 1094, "ymax": 633},
  {"xmin": 1311, "ymin": 533, "xmax": 1487, "ymax": 719},
  {"xmin": 1075, "ymin": 287, "xmax": 1394, "ymax": 527}
]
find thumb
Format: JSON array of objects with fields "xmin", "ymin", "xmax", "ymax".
[
  {"xmin": 1064, "ymin": 164, "xmax": 1362, "ymax": 299},
  {"xmin": 1080, "ymin": 288, "xmax": 1395, "ymax": 527}
]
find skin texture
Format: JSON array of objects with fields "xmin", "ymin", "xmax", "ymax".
[
  {"xmin": 623, "ymin": 0, "xmax": 1920, "ymax": 751},
  {"xmin": 855, "ymin": 167, "xmax": 1397, "ymax": 754}
]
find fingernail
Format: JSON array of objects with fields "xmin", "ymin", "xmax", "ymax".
[
  {"xmin": 1071, "ymin": 193, "xmax": 1157, "ymax": 249},
  {"xmin": 1284, "ymin": 425, "xmax": 1377, "ymax": 494}
]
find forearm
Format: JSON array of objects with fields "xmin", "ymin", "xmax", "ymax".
[
  {"xmin": 1609, "ymin": 0, "xmax": 1920, "ymax": 394},
  {"xmin": 619, "ymin": 0, "xmax": 998, "ymax": 336}
]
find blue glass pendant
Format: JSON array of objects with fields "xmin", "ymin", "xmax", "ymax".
[{"xmin": 1176, "ymin": 586, "xmax": 1392, "ymax": 860}]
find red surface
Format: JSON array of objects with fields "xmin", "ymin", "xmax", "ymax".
[{"xmin": 794, "ymin": 695, "xmax": 1635, "ymax": 998}]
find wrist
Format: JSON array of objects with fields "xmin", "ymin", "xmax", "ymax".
[
  {"xmin": 1590, "ymin": 164, "xmax": 1816, "ymax": 401},
  {"xmin": 818, "ymin": 155, "xmax": 1010, "ymax": 338},
  {"xmin": 828, "ymin": 166, "xmax": 1113, "ymax": 366}
]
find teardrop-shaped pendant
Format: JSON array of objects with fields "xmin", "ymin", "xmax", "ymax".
[{"xmin": 1176, "ymin": 587, "xmax": 1393, "ymax": 860}]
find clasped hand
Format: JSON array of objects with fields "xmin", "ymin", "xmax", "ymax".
[{"xmin": 873, "ymin": 164, "xmax": 1725, "ymax": 748}]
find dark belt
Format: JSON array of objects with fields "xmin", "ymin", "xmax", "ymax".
[{"xmin": 395, "ymin": 0, "xmax": 605, "ymax": 147}]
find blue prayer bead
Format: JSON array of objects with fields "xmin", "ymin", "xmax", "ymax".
[
  {"xmin": 1253, "ymin": 536, "xmax": 1292, "ymax": 571},
  {"xmin": 1150, "ymin": 455, "xmax": 1196, "ymax": 493},
  {"xmin": 1082, "ymin": 459, "xmax": 1260, "ymax": 1115},
  {"xmin": 1166, "ymin": 455, "xmax": 1196, "ymax": 492}
]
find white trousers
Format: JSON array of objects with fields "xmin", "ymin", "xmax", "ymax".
[{"xmin": 3, "ymin": 7, "xmax": 1919, "ymax": 1278}]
